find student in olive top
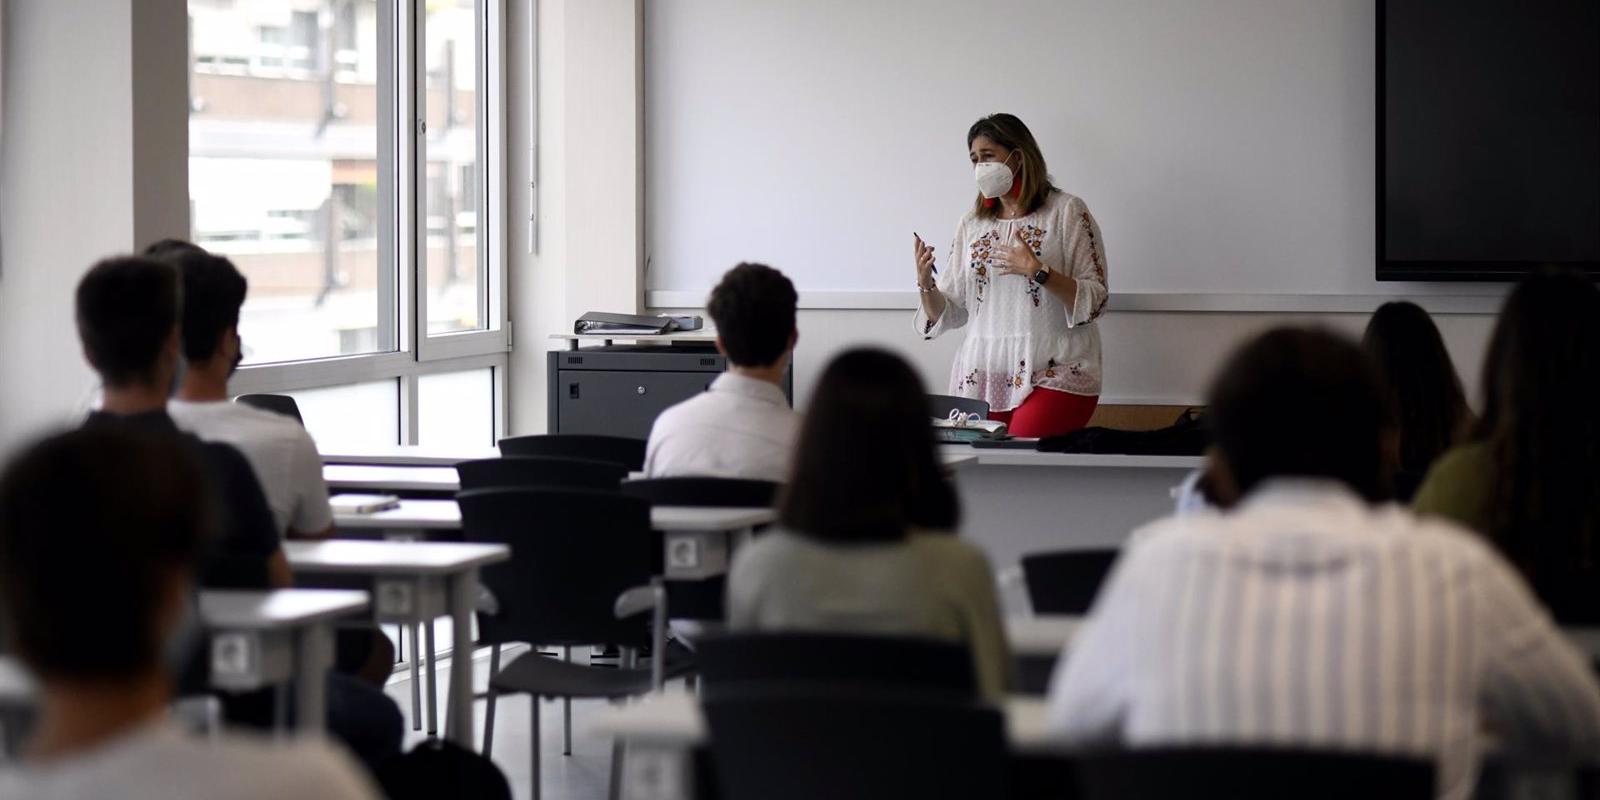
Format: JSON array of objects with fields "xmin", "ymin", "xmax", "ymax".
[
  {"xmin": 725, "ymin": 348, "xmax": 1013, "ymax": 699},
  {"xmin": 1361, "ymin": 301, "xmax": 1473, "ymax": 502},
  {"xmin": 1415, "ymin": 268, "xmax": 1600, "ymax": 623}
]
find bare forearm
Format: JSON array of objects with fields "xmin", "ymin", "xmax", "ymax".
[{"xmin": 920, "ymin": 289, "xmax": 948, "ymax": 324}]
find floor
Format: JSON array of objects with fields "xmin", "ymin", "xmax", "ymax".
[{"xmin": 384, "ymin": 642, "xmax": 623, "ymax": 800}]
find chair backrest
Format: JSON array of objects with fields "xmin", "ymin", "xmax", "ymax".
[
  {"xmin": 696, "ymin": 632, "xmax": 977, "ymax": 697},
  {"xmin": 455, "ymin": 456, "xmax": 626, "ymax": 492},
  {"xmin": 497, "ymin": 434, "xmax": 647, "ymax": 471},
  {"xmin": 1074, "ymin": 748, "xmax": 1435, "ymax": 800},
  {"xmin": 927, "ymin": 393, "xmax": 989, "ymax": 420},
  {"xmin": 458, "ymin": 487, "xmax": 654, "ymax": 648},
  {"xmin": 1020, "ymin": 548, "xmax": 1120, "ymax": 615},
  {"xmin": 620, "ymin": 477, "xmax": 779, "ymax": 508},
  {"xmin": 703, "ymin": 687, "xmax": 1007, "ymax": 800},
  {"xmin": 234, "ymin": 393, "xmax": 304, "ymax": 426}
]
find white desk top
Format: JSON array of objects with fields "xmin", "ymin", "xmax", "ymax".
[
  {"xmin": 0, "ymin": 656, "xmax": 35, "ymax": 704},
  {"xmin": 333, "ymin": 498, "xmax": 774, "ymax": 533},
  {"xmin": 285, "ymin": 539, "xmax": 510, "ymax": 575},
  {"xmin": 199, "ymin": 589, "xmax": 370, "ymax": 630},
  {"xmin": 324, "ymin": 464, "xmax": 461, "ymax": 492},
  {"xmin": 322, "ymin": 445, "xmax": 499, "ymax": 467},
  {"xmin": 1006, "ymin": 615, "xmax": 1085, "ymax": 658},
  {"xmin": 591, "ymin": 690, "xmax": 1057, "ymax": 751},
  {"xmin": 939, "ymin": 445, "xmax": 1204, "ymax": 470}
]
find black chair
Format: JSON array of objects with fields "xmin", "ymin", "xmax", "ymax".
[
  {"xmin": 620, "ymin": 477, "xmax": 780, "ymax": 508},
  {"xmin": 620, "ymin": 477, "xmax": 780, "ymax": 620},
  {"xmin": 1075, "ymin": 748, "xmax": 1435, "ymax": 800},
  {"xmin": 457, "ymin": 487, "xmax": 684, "ymax": 797},
  {"xmin": 455, "ymin": 456, "xmax": 625, "ymax": 492},
  {"xmin": 702, "ymin": 687, "xmax": 1008, "ymax": 800},
  {"xmin": 497, "ymin": 434, "xmax": 647, "ymax": 471},
  {"xmin": 1020, "ymin": 548, "xmax": 1120, "ymax": 615},
  {"xmin": 696, "ymin": 632, "xmax": 977, "ymax": 697},
  {"xmin": 235, "ymin": 393, "xmax": 305, "ymax": 425},
  {"xmin": 928, "ymin": 393, "xmax": 990, "ymax": 420}
]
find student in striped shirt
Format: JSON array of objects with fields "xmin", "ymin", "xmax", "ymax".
[{"xmin": 1047, "ymin": 328, "xmax": 1600, "ymax": 800}]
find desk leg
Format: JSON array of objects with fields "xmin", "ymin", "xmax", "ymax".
[
  {"xmin": 425, "ymin": 619, "xmax": 439, "ymax": 736},
  {"xmin": 408, "ymin": 621, "xmax": 422, "ymax": 731},
  {"xmin": 296, "ymin": 622, "xmax": 332, "ymax": 734},
  {"xmin": 446, "ymin": 568, "xmax": 478, "ymax": 745}
]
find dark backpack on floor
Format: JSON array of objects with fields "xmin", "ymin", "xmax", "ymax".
[{"xmin": 376, "ymin": 739, "xmax": 512, "ymax": 800}]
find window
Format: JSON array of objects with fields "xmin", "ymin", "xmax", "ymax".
[
  {"xmin": 417, "ymin": 368, "xmax": 496, "ymax": 448},
  {"xmin": 288, "ymin": 380, "xmax": 400, "ymax": 451},
  {"xmin": 192, "ymin": 0, "xmax": 507, "ymax": 446}
]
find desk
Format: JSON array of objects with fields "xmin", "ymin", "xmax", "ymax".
[
  {"xmin": 940, "ymin": 445, "xmax": 1202, "ymax": 571},
  {"xmin": 325, "ymin": 464, "xmax": 461, "ymax": 493},
  {"xmin": 284, "ymin": 540, "xmax": 510, "ymax": 745},
  {"xmin": 199, "ymin": 589, "xmax": 369, "ymax": 733},
  {"xmin": 332, "ymin": 500, "xmax": 777, "ymax": 579},
  {"xmin": 1006, "ymin": 615, "xmax": 1085, "ymax": 658},
  {"xmin": 322, "ymin": 444, "xmax": 500, "ymax": 467}
]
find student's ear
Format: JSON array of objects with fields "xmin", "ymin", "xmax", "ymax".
[
  {"xmin": 1203, "ymin": 446, "xmax": 1242, "ymax": 509},
  {"xmin": 156, "ymin": 328, "xmax": 182, "ymax": 385},
  {"xmin": 713, "ymin": 336, "xmax": 728, "ymax": 358},
  {"xmin": 153, "ymin": 566, "xmax": 194, "ymax": 644},
  {"xmin": 787, "ymin": 329, "xmax": 799, "ymax": 352}
]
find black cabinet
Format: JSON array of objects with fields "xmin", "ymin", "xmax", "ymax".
[{"xmin": 547, "ymin": 345, "xmax": 794, "ymax": 438}]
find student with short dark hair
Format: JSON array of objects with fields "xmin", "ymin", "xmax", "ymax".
[
  {"xmin": 0, "ymin": 427, "xmax": 378, "ymax": 799},
  {"xmin": 74, "ymin": 255, "xmax": 285, "ymax": 590},
  {"xmin": 1047, "ymin": 328, "xmax": 1600, "ymax": 800},
  {"xmin": 643, "ymin": 262, "xmax": 800, "ymax": 480},
  {"xmin": 153, "ymin": 241, "xmax": 336, "ymax": 541},
  {"xmin": 1415, "ymin": 268, "xmax": 1600, "ymax": 622},
  {"xmin": 725, "ymin": 348, "xmax": 1011, "ymax": 699},
  {"xmin": 1361, "ymin": 301, "xmax": 1473, "ymax": 501}
]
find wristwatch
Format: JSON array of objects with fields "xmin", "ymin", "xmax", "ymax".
[{"xmin": 1032, "ymin": 268, "xmax": 1052, "ymax": 285}]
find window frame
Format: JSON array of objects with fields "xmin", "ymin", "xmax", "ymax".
[{"xmin": 219, "ymin": 0, "xmax": 510, "ymax": 446}]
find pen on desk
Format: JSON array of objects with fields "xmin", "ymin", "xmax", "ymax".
[{"xmin": 915, "ymin": 232, "xmax": 937, "ymax": 274}]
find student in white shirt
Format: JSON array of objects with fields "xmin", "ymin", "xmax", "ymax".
[
  {"xmin": 148, "ymin": 240, "xmax": 334, "ymax": 540},
  {"xmin": 644, "ymin": 262, "xmax": 800, "ymax": 481},
  {"xmin": 1046, "ymin": 328, "xmax": 1600, "ymax": 800},
  {"xmin": 0, "ymin": 428, "xmax": 378, "ymax": 800}
]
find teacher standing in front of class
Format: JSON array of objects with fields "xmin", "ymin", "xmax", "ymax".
[{"xmin": 914, "ymin": 113, "xmax": 1109, "ymax": 438}]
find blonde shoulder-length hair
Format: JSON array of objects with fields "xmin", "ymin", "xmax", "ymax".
[{"xmin": 968, "ymin": 113, "xmax": 1056, "ymax": 220}]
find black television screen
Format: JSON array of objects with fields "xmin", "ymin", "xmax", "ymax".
[{"xmin": 1379, "ymin": 0, "xmax": 1600, "ymax": 281}]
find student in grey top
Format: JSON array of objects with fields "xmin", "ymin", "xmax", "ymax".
[
  {"xmin": 645, "ymin": 263, "xmax": 800, "ymax": 482},
  {"xmin": 726, "ymin": 348, "xmax": 1013, "ymax": 699},
  {"xmin": 0, "ymin": 428, "xmax": 378, "ymax": 800},
  {"xmin": 1047, "ymin": 329, "xmax": 1600, "ymax": 800}
]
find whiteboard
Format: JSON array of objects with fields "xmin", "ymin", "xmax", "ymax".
[{"xmin": 646, "ymin": 0, "xmax": 1476, "ymax": 299}]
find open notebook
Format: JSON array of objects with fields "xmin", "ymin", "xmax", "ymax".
[
  {"xmin": 930, "ymin": 416, "xmax": 1008, "ymax": 443},
  {"xmin": 329, "ymin": 493, "xmax": 401, "ymax": 514}
]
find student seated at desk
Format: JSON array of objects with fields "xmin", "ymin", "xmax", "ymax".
[
  {"xmin": 0, "ymin": 428, "xmax": 378, "ymax": 800},
  {"xmin": 725, "ymin": 348, "xmax": 1012, "ymax": 699},
  {"xmin": 1047, "ymin": 328, "xmax": 1600, "ymax": 800},
  {"xmin": 1416, "ymin": 268, "xmax": 1600, "ymax": 623},
  {"xmin": 644, "ymin": 262, "xmax": 799, "ymax": 481},
  {"xmin": 150, "ymin": 240, "xmax": 335, "ymax": 541},
  {"xmin": 74, "ymin": 255, "xmax": 402, "ymax": 767},
  {"xmin": 74, "ymin": 255, "xmax": 285, "ymax": 590},
  {"xmin": 1361, "ymin": 301, "xmax": 1472, "ymax": 502}
]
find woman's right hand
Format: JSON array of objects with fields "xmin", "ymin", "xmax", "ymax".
[{"xmin": 914, "ymin": 234, "xmax": 937, "ymax": 291}]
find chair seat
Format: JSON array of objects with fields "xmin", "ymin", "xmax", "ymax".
[{"xmin": 490, "ymin": 646, "xmax": 697, "ymax": 699}]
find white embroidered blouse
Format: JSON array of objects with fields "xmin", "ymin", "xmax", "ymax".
[{"xmin": 914, "ymin": 189, "xmax": 1108, "ymax": 411}]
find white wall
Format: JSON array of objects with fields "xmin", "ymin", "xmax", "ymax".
[
  {"xmin": 507, "ymin": 0, "xmax": 643, "ymax": 435},
  {"xmin": 0, "ymin": 0, "xmax": 190, "ymax": 451}
]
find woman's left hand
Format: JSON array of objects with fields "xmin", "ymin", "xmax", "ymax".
[{"xmin": 992, "ymin": 229, "xmax": 1043, "ymax": 279}]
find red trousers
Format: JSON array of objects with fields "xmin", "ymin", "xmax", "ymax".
[{"xmin": 989, "ymin": 388, "xmax": 1099, "ymax": 438}]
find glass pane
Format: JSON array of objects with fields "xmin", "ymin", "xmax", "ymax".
[
  {"xmin": 423, "ymin": 0, "xmax": 484, "ymax": 335},
  {"xmin": 417, "ymin": 368, "xmax": 495, "ymax": 448},
  {"xmin": 189, "ymin": 0, "xmax": 393, "ymax": 365},
  {"xmin": 285, "ymin": 380, "xmax": 400, "ymax": 451}
]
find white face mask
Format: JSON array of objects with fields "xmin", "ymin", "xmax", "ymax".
[{"xmin": 974, "ymin": 155, "xmax": 1019, "ymax": 199}]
